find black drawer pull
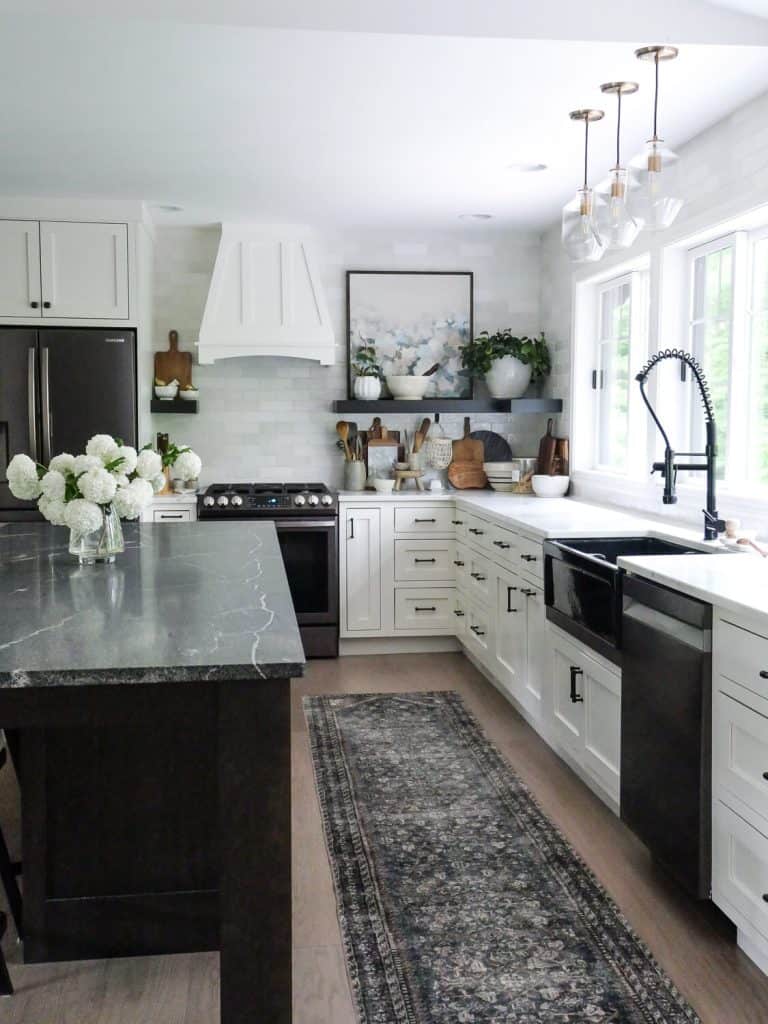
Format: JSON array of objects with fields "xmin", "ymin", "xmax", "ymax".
[
  {"xmin": 470, "ymin": 625, "xmax": 486, "ymax": 636},
  {"xmin": 522, "ymin": 588, "xmax": 537, "ymax": 597},
  {"xmin": 453, "ymin": 560, "xmax": 464, "ymax": 567},
  {"xmin": 763, "ymin": 772, "xmax": 768, "ymax": 781},
  {"xmin": 507, "ymin": 585, "xmax": 518, "ymax": 613},
  {"xmin": 493, "ymin": 540, "xmax": 511, "ymax": 549},
  {"xmin": 468, "ymin": 528, "xmax": 484, "ymax": 535},
  {"xmin": 453, "ymin": 609, "xmax": 465, "ymax": 617},
  {"xmin": 521, "ymin": 553, "xmax": 537, "ymax": 562},
  {"xmin": 414, "ymin": 558, "xmax": 436, "ymax": 563},
  {"xmin": 760, "ymin": 670, "xmax": 768, "ymax": 680},
  {"xmin": 414, "ymin": 606, "xmax": 436, "ymax": 612},
  {"xmin": 43, "ymin": 300, "xmax": 52, "ymax": 309},
  {"xmin": 763, "ymin": 893, "xmax": 768, "ymax": 903},
  {"xmin": 30, "ymin": 300, "xmax": 39, "ymax": 309},
  {"xmin": 451, "ymin": 520, "xmax": 464, "ymax": 525},
  {"xmin": 569, "ymin": 665, "xmax": 584, "ymax": 704},
  {"xmin": 414, "ymin": 518, "xmax": 436, "ymax": 523},
  {"xmin": 470, "ymin": 572, "xmax": 486, "ymax": 581}
]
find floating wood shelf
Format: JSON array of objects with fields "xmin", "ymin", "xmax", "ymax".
[
  {"xmin": 150, "ymin": 399, "xmax": 198, "ymax": 414},
  {"xmin": 332, "ymin": 398, "xmax": 562, "ymax": 415}
]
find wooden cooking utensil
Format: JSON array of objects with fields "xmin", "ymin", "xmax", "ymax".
[
  {"xmin": 413, "ymin": 418, "xmax": 431, "ymax": 452},
  {"xmin": 448, "ymin": 460, "xmax": 488, "ymax": 489},
  {"xmin": 422, "ymin": 364, "xmax": 440, "ymax": 376},
  {"xmin": 369, "ymin": 417, "xmax": 383, "ymax": 440},
  {"xmin": 336, "ymin": 420, "xmax": 352, "ymax": 461},
  {"xmin": 554, "ymin": 437, "xmax": 570, "ymax": 476},
  {"xmin": 154, "ymin": 330, "xmax": 193, "ymax": 388},
  {"xmin": 537, "ymin": 418, "xmax": 557, "ymax": 476},
  {"xmin": 452, "ymin": 416, "xmax": 484, "ymax": 464}
]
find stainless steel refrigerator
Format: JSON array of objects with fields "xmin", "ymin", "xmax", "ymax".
[{"xmin": 0, "ymin": 327, "xmax": 137, "ymax": 520}]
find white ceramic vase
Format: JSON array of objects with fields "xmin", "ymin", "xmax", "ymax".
[
  {"xmin": 353, "ymin": 376, "xmax": 382, "ymax": 401},
  {"xmin": 484, "ymin": 355, "xmax": 532, "ymax": 399}
]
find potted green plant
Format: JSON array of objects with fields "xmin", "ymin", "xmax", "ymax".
[
  {"xmin": 351, "ymin": 341, "xmax": 383, "ymax": 400},
  {"xmin": 460, "ymin": 330, "xmax": 551, "ymax": 398}
]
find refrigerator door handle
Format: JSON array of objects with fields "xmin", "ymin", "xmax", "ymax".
[
  {"xmin": 40, "ymin": 346, "xmax": 52, "ymax": 464},
  {"xmin": 27, "ymin": 347, "xmax": 39, "ymax": 460}
]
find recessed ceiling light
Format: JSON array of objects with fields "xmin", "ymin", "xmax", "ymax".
[
  {"xmin": 508, "ymin": 162, "xmax": 548, "ymax": 173},
  {"xmin": 459, "ymin": 213, "xmax": 493, "ymax": 221}
]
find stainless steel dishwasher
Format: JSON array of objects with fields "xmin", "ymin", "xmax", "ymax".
[{"xmin": 620, "ymin": 573, "xmax": 712, "ymax": 899}]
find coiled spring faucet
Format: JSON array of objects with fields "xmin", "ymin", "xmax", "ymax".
[{"xmin": 635, "ymin": 349, "xmax": 725, "ymax": 541}]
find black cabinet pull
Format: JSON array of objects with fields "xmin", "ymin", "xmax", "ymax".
[
  {"xmin": 507, "ymin": 586, "xmax": 518, "ymax": 613},
  {"xmin": 453, "ymin": 560, "xmax": 464, "ymax": 567},
  {"xmin": 42, "ymin": 300, "xmax": 51, "ymax": 309},
  {"xmin": 30, "ymin": 300, "xmax": 39, "ymax": 309},
  {"xmin": 521, "ymin": 553, "xmax": 537, "ymax": 562},
  {"xmin": 349, "ymin": 518, "xmax": 355, "ymax": 540},
  {"xmin": 414, "ymin": 518, "xmax": 436, "ymax": 523},
  {"xmin": 451, "ymin": 520, "xmax": 464, "ymax": 525},
  {"xmin": 468, "ymin": 528, "xmax": 484, "ymax": 535},
  {"xmin": 522, "ymin": 588, "xmax": 537, "ymax": 597},
  {"xmin": 763, "ymin": 894, "xmax": 768, "ymax": 903},
  {"xmin": 762, "ymin": 772, "xmax": 768, "ymax": 781},
  {"xmin": 414, "ymin": 606, "xmax": 436, "ymax": 612},
  {"xmin": 470, "ymin": 572, "xmax": 486, "ymax": 581},
  {"xmin": 493, "ymin": 540, "xmax": 511, "ymax": 549},
  {"xmin": 453, "ymin": 609, "xmax": 465, "ymax": 617},
  {"xmin": 760, "ymin": 670, "xmax": 768, "ymax": 680},
  {"xmin": 414, "ymin": 557, "xmax": 436, "ymax": 563},
  {"xmin": 569, "ymin": 665, "xmax": 584, "ymax": 704},
  {"xmin": 470, "ymin": 625, "xmax": 486, "ymax": 637}
]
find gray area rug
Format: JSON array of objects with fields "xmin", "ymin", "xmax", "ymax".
[{"xmin": 304, "ymin": 691, "xmax": 700, "ymax": 1024}]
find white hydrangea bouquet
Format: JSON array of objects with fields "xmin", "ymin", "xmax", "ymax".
[{"xmin": 7, "ymin": 434, "xmax": 202, "ymax": 564}]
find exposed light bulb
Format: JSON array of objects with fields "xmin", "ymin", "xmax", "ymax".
[
  {"xmin": 598, "ymin": 168, "xmax": 641, "ymax": 250},
  {"xmin": 630, "ymin": 139, "xmax": 683, "ymax": 230},
  {"xmin": 562, "ymin": 187, "xmax": 605, "ymax": 263}
]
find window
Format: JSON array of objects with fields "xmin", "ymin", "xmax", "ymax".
[{"xmin": 749, "ymin": 234, "xmax": 768, "ymax": 487}]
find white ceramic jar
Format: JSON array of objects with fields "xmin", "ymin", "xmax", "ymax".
[
  {"xmin": 353, "ymin": 376, "xmax": 382, "ymax": 400},
  {"xmin": 485, "ymin": 355, "xmax": 532, "ymax": 399}
]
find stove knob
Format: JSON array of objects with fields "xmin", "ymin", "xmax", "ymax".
[
  {"xmin": 230, "ymin": 494, "xmax": 243, "ymax": 507},
  {"xmin": 216, "ymin": 495, "xmax": 230, "ymax": 508},
  {"xmin": 293, "ymin": 494, "xmax": 306, "ymax": 507},
  {"xmin": 307, "ymin": 494, "xmax": 320, "ymax": 506},
  {"xmin": 203, "ymin": 495, "xmax": 215, "ymax": 507},
  {"xmin": 320, "ymin": 494, "xmax": 334, "ymax": 506}
]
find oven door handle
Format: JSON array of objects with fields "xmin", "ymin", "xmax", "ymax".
[{"xmin": 273, "ymin": 518, "xmax": 338, "ymax": 529}]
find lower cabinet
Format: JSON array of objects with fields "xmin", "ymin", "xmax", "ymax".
[
  {"xmin": 394, "ymin": 588, "xmax": 456, "ymax": 632},
  {"xmin": 550, "ymin": 628, "xmax": 621, "ymax": 807},
  {"xmin": 342, "ymin": 506, "xmax": 382, "ymax": 633},
  {"xmin": 494, "ymin": 565, "xmax": 527, "ymax": 702}
]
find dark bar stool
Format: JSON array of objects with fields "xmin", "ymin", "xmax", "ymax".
[{"xmin": 0, "ymin": 732, "xmax": 22, "ymax": 997}]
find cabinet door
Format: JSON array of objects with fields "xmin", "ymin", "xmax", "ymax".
[
  {"xmin": 343, "ymin": 508, "xmax": 381, "ymax": 632},
  {"xmin": 40, "ymin": 222, "xmax": 129, "ymax": 319},
  {"xmin": 522, "ymin": 582, "xmax": 548, "ymax": 723},
  {"xmin": 0, "ymin": 220, "xmax": 41, "ymax": 315},
  {"xmin": 494, "ymin": 566, "xmax": 526, "ymax": 702},
  {"xmin": 465, "ymin": 600, "xmax": 493, "ymax": 666},
  {"xmin": 552, "ymin": 633, "xmax": 585, "ymax": 758},
  {"xmin": 582, "ymin": 657, "xmax": 621, "ymax": 803}
]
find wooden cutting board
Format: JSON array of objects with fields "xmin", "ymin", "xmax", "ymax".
[
  {"xmin": 448, "ymin": 460, "xmax": 487, "ymax": 489},
  {"xmin": 537, "ymin": 418, "xmax": 557, "ymax": 476},
  {"xmin": 452, "ymin": 416, "xmax": 484, "ymax": 464},
  {"xmin": 154, "ymin": 330, "xmax": 193, "ymax": 388}
]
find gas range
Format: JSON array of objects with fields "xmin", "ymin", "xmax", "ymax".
[{"xmin": 198, "ymin": 483, "xmax": 337, "ymax": 518}]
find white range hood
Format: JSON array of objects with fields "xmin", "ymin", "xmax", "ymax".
[{"xmin": 197, "ymin": 224, "xmax": 335, "ymax": 365}]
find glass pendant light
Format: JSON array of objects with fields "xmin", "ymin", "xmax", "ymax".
[
  {"xmin": 630, "ymin": 45, "xmax": 683, "ymax": 230},
  {"xmin": 597, "ymin": 81, "xmax": 642, "ymax": 250},
  {"xmin": 561, "ymin": 108, "xmax": 605, "ymax": 264}
]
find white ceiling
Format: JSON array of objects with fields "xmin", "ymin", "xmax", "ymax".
[{"xmin": 0, "ymin": 11, "xmax": 766, "ymax": 231}]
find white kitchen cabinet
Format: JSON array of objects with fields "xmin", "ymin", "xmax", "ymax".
[
  {"xmin": 394, "ymin": 504, "xmax": 456, "ymax": 535},
  {"xmin": 394, "ymin": 538, "xmax": 456, "ymax": 583},
  {"xmin": 394, "ymin": 588, "xmax": 456, "ymax": 632},
  {"xmin": 522, "ymin": 581, "xmax": 548, "ymax": 725},
  {"xmin": 40, "ymin": 221, "xmax": 129, "ymax": 319},
  {"xmin": 552, "ymin": 632, "xmax": 585, "ymax": 758},
  {"xmin": 0, "ymin": 220, "xmax": 42, "ymax": 315},
  {"xmin": 494, "ymin": 565, "xmax": 527, "ymax": 702},
  {"xmin": 465, "ymin": 601, "xmax": 493, "ymax": 667},
  {"xmin": 342, "ymin": 507, "xmax": 381, "ymax": 632}
]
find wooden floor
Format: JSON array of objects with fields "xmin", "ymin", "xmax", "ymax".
[{"xmin": 3, "ymin": 652, "xmax": 768, "ymax": 1022}]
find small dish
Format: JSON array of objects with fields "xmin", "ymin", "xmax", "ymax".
[
  {"xmin": 179, "ymin": 388, "xmax": 199, "ymax": 401},
  {"xmin": 154, "ymin": 383, "xmax": 179, "ymax": 400},
  {"xmin": 531, "ymin": 474, "xmax": 570, "ymax": 498},
  {"xmin": 385, "ymin": 375, "xmax": 432, "ymax": 400},
  {"xmin": 372, "ymin": 478, "xmax": 395, "ymax": 493}
]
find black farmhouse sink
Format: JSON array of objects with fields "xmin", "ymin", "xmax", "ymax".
[{"xmin": 542, "ymin": 536, "xmax": 714, "ymax": 664}]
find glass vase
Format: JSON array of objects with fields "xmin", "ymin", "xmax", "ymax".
[{"xmin": 69, "ymin": 504, "xmax": 124, "ymax": 565}]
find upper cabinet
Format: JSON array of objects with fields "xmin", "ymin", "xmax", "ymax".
[
  {"xmin": 0, "ymin": 219, "xmax": 129, "ymax": 320},
  {"xmin": 197, "ymin": 224, "xmax": 335, "ymax": 365}
]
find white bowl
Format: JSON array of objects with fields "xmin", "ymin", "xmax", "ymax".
[
  {"xmin": 488, "ymin": 481, "xmax": 516, "ymax": 492},
  {"xmin": 531, "ymin": 474, "xmax": 570, "ymax": 498},
  {"xmin": 154, "ymin": 384, "xmax": 179, "ymax": 400},
  {"xmin": 385, "ymin": 375, "xmax": 432, "ymax": 400},
  {"xmin": 372, "ymin": 478, "xmax": 395, "ymax": 493},
  {"xmin": 179, "ymin": 389, "xmax": 199, "ymax": 401}
]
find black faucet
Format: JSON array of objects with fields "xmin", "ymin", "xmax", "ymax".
[{"xmin": 635, "ymin": 349, "xmax": 725, "ymax": 542}]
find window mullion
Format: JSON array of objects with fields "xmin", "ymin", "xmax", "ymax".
[{"xmin": 728, "ymin": 232, "xmax": 750, "ymax": 486}]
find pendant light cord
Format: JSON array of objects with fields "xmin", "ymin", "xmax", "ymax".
[
  {"xmin": 583, "ymin": 117, "xmax": 590, "ymax": 189},
  {"xmin": 616, "ymin": 91, "xmax": 622, "ymax": 168},
  {"xmin": 653, "ymin": 53, "xmax": 660, "ymax": 140}
]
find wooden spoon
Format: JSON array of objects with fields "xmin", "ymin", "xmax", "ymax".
[{"xmin": 336, "ymin": 420, "xmax": 352, "ymax": 461}]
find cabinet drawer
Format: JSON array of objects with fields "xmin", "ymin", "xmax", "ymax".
[
  {"xmin": 452, "ymin": 591, "xmax": 468, "ymax": 638},
  {"xmin": 395, "ymin": 588, "xmax": 456, "ymax": 632},
  {"xmin": 153, "ymin": 508, "xmax": 192, "ymax": 523},
  {"xmin": 488, "ymin": 522, "xmax": 519, "ymax": 567},
  {"xmin": 714, "ymin": 689, "xmax": 768, "ymax": 829},
  {"xmin": 464, "ymin": 513, "xmax": 493, "ymax": 553},
  {"xmin": 453, "ymin": 541, "xmax": 469, "ymax": 591},
  {"xmin": 394, "ymin": 539, "xmax": 456, "ymax": 582},
  {"xmin": 465, "ymin": 601, "xmax": 492, "ymax": 661},
  {"xmin": 466, "ymin": 551, "xmax": 492, "ymax": 604},
  {"xmin": 713, "ymin": 799, "xmax": 768, "ymax": 942},
  {"xmin": 717, "ymin": 618, "xmax": 768, "ymax": 703},
  {"xmin": 516, "ymin": 534, "xmax": 544, "ymax": 580},
  {"xmin": 394, "ymin": 505, "xmax": 455, "ymax": 535}
]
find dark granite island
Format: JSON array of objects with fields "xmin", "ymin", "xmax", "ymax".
[{"xmin": 0, "ymin": 520, "xmax": 305, "ymax": 1024}]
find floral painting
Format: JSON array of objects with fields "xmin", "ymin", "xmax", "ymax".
[{"xmin": 347, "ymin": 271, "xmax": 473, "ymax": 398}]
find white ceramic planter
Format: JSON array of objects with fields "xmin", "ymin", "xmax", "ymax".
[
  {"xmin": 484, "ymin": 355, "xmax": 532, "ymax": 399},
  {"xmin": 353, "ymin": 376, "xmax": 382, "ymax": 401}
]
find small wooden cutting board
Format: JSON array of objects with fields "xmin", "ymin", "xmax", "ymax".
[
  {"xmin": 452, "ymin": 416, "xmax": 484, "ymax": 464},
  {"xmin": 448, "ymin": 461, "xmax": 487, "ymax": 489},
  {"xmin": 154, "ymin": 330, "xmax": 193, "ymax": 388}
]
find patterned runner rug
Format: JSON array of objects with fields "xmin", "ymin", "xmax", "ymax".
[{"xmin": 304, "ymin": 691, "xmax": 699, "ymax": 1024}]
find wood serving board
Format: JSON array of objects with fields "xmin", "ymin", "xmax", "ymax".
[
  {"xmin": 452, "ymin": 416, "xmax": 484, "ymax": 464},
  {"xmin": 448, "ymin": 460, "xmax": 487, "ymax": 489},
  {"xmin": 155, "ymin": 330, "xmax": 193, "ymax": 388}
]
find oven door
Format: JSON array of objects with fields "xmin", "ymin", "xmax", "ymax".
[{"xmin": 274, "ymin": 518, "xmax": 338, "ymax": 625}]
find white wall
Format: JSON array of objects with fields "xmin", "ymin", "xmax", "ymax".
[
  {"xmin": 149, "ymin": 226, "xmax": 549, "ymax": 486},
  {"xmin": 539, "ymin": 87, "xmax": 768, "ymax": 536}
]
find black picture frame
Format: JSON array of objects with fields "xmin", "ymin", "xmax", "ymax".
[{"xmin": 345, "ymin": 270, "xmax": 474, "ymax": 401}]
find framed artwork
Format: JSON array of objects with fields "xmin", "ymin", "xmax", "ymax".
[{"xmin": 346, "ymin": 271, "xmax": 474, "ymax": 399}]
